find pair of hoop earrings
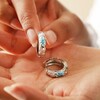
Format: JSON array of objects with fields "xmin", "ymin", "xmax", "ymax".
[{"xmin": 37, "ymin": 32, "xmax": 68, "ymax": 78}]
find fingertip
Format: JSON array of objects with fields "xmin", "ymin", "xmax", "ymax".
[
  {"xmin": 4, "ymin": 84, "xmax": 27, "ymax": 100},
  {"xmin": 4, "ymin": 86, "xmax": 13, "ymax": 94},
  {"xmin": 53, "ymin": 87, "xmax": 64, "ymax": 97},
  {"xmin": 4, "ymin": 84, "xmax": 23, "ymax": 93},
  {"xmin": 27, "ymin": 29, "xmax": 37, "ymax": 47}
]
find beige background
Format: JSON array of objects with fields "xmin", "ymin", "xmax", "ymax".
[{"xmin": 58, "ymin": 0, "xmax": 93, "ymax": 20}]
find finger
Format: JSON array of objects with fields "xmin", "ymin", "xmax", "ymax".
[
  {"xmin": 3, "ymin": 84, "xmax": 89, "ymax": 100},
  {"xmin": 0, "ymin": 29, "xmax": 31, "ymax": 54},
  {"xmin": 4, "ymin": 84, "xmax": 49, "ymax": 100},
  {"xmin": 0, "ymin": 0, "xmax": 21, "ymax": 29},
  {"xmin": 0, "ymin": 77, "xmax": 15, "ymax": 100},
  {"xmin": 43, "ymin": 13, "xmax": 83, "ymax": 48},
  {"xmin": 11, "ymin": 0, "xmax": 40, "ymax": 47},
  {"xmin": 0, "ymin": 52, "xmax": 16, "ymax": 68}
]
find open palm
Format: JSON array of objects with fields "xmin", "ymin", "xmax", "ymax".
[{"xmin": 0, "ymin": 44, "xmax": 100, "ymax": 100}]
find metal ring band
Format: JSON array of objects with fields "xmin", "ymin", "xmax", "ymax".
[
  {"xmin": 44, "ymin": 58, "xmax": 68, "ymax": 78},
  {"xmin": 37, "ymin": 32, "xmax": 46, "ymax": 57}
]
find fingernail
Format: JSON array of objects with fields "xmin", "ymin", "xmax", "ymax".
[
  {"xmin": 11, "ymin": 18, "xmax": 22, "ymax": 30},
  {"xmin": 32, "ymin": 41, "xmax": 37, "ymax": 48},
  {"xmin": 27, "ymin": 29, "xmax": 37, "ymax": 47},
  {"xmin": 4, "ymin": 85, "xmax": 26, "ymax": 100},
  {"xmin": 45, "ymin": 30, "xmax": 57, "ymax": 45}
]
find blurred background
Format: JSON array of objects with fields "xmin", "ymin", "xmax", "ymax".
[{"xmin": 58, "ymin": 0, "xmax": 93, "ymax": 20}]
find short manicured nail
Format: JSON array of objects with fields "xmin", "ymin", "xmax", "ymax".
[
  {"xmin": 27, "ymin": 29, "xmax": 37, "ymax": 47},
  {"xmin": 32, "ymin": 41, "xmax": 37, "ymax": 48},
  {"xmin": 45, "ymin": 30, "xmax": 57, "ymax": 45},
  {"xmin": 4, "ymin": 85, "xmax": 26, "ymax": 100}
]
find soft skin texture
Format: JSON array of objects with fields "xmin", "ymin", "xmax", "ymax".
[
  {"xmin": 0, "ymin": 0, "xmax": 91, "ymax": 54},
  {"xmin": 0, "ymin": 44, "xmax": 100, "ymax": 100}
]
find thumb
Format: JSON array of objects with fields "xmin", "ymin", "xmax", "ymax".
[{"xmin": 43, "ymin": 13, "xmax": 82, "ymax": 48}]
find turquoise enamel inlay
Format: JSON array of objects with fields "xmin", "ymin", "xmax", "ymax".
[
  {"xmin": 55, "ymin": 71, "xmax": 64, "ymax": 77},
  {"xmin": 40, "ymin": 36, "xmax": 46, "ymax": 47}
]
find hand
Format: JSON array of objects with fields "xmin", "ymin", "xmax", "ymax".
[
  {"xmin": 0, "ymin": 0, "xmax": 42, "ymax": 51},
  {"xmin": 0, "ymin": 44, "xmax": 100, "ymax": 100},
  {"xmin": 0, "ymin": 0, "xmax": 91, "ymax": 53},
  {"xmin": 0, "ymin": 24, "xmax": 30, "ymax": 54},
  {"xmin": 0, "ymin": 0, "xmax": 40, "ymax": 54}
]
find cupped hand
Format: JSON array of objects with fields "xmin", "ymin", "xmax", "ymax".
[{"xmin": 0, "ymin": 44, "xmax": 100, "ymax": 100}]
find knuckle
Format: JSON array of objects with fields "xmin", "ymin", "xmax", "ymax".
[
  {"xmin": 71, "ymin": 13, "xmax": 83, "ymax": 28},
  {"xmin": 63, "ymin": 12, "xmax": 79, "ymax": 24},
  {"xmin": 20, "ymin": 12, "xmax": 34, "ymax": 29},
  {"xmin": 60, "ymin": 12, "xmax": 83, "ymax": 36},
  {"xmin": 59, "ymin": 17, "xmax": 71, "ymax": 34},
  {"xmin": 70, "ymin": 13, "xmax": 79, "ymax": 21},
  {"xmin": 59, "ymin": 18, "xmax": 68, "ymax": 29}
]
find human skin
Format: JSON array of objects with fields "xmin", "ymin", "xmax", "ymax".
[
  {"xmin": 0, "ymin": 0, "xmax": 91, "ymax": 54},
  {"xmin": 0, "ymin": 44, "xmax": 100, "ymax": 100}
]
